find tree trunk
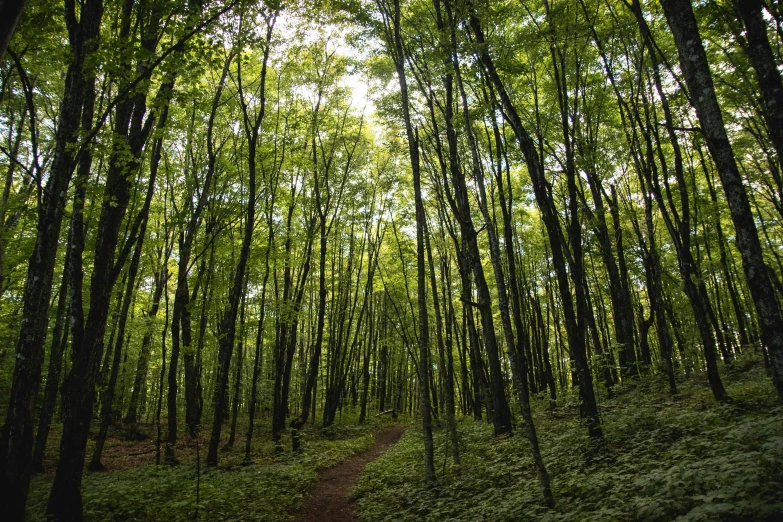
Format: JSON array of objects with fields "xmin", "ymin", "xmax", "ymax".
[
  {"xmin": 738, "ymin": 0, "xmax": 783, "ymax": 167},
  {"xmin": 245, "ymin": 214, "xmax": 273, "ymax": 459},
  {"xmin": 0, "ymin": 0, "xmax": 29, "ymax": 60},
  {"xmin": 48, "ymin": 4, "xmax": 168, "ymax": 515},
  {"xmin": 171, "ymin": 52, "xmax": 232, "ymax": 459},
  {"xmin": 425, "ymin": 221, "xmax": 459, "ymax": 464},
  {"xmin": 660, "ymin": 0, "xmax": 783, "ymax": 399},
  {"xmin": 0, "ymin": 2, "xmax": 103, "ymax": 517},
  {"xmin": 31, "ymin": 242, "xmax": 71, "ymax": 472},
  {"xmin": 124, "ymin": 258, "xmax": 166, "ymax": 426},
  {"xmin": 469, "ymin": 5, "xmax": 602, "ymax": 440},
  {"xmin": 93, "ymin": 95, "xmax": 168, "ymax": 468},
  {"xmin": 207, "ymin": 14, "xmax": 275, "ymax": 463},
  {"xmin": 380, "ymin": 0, "xmax": 435, "ymax": 481},
  {"xmin": 228, "ymin": 291, "xmax": 247, "ymax": 447},
  {"xmin": 90, "ymin": 238, "xmax": 142, "ymax": 471}
]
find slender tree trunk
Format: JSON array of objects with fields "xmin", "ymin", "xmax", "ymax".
[
  {"xmin": 245, "ymin": 218, "xmax": 273, "ymax": 459},
  {"xmin": 428, "ymin": 2, "xmax": 512, "ymax": 436},
  {"xmin": 0, "ymin": 2, "xmax": 103, "ymax": 516},
  {"xmin": 228, "ymin": 291, "xmax": 248, "ymax": 447},
  {"xmin": 425, "ymin": 222, "xmax": 459, "ymax": 464},
  {"xmin": 156, "ymin": 276, "xmax": 171, "ymax": 466},
  {"xmin": 738, "ymin": 0, "xmax": 783, "ymax": 166},
  {"xmin": 31, "ymin": 240, "xmax": 71, "ymax": 472},
  {"xmin": 124, "ymin": 258, "xmax": 166, "ymax": 426},
  {"xmin": 379, "ymin": 0, "xmax": 435, "ymax": 481},
  {"xmin": 0, "ymin": 106, "xmax": 27, "ymax": 296},
  {"xmin": 208, "ymin": 14, "xmax": 275, "ymax": 465},
  {"xmin": 445, "ymin": 1, "xmax": 550, "ymax": 497},
  {"xmin": 660, "ymin": 0, "xmax": 783, "ymax": 399},
  {"xmin": 469, "ymin": 5, "xmax": 602, "ymax": 440},
  {"xmin": 92, "ymin": 95, "xmax": 167, "ymax": 468},
  {"xmin": 171, "ymin": 52, "xmax": 232, "ymax": 459},
  {"xmin": 90, "ymin": 238, "xmax": 143, "ymax": 471},
  {"xmin": 359, "ymin": 296, "xmax": 375, "ymax": 424},
  {"xmin": 703, "ymin": 156, "xmax": 750, "ymax": 348}
]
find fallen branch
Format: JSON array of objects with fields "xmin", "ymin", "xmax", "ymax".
[{"xmin": 375, "ymin": 409, "xmax": 398, "ymax": 419}]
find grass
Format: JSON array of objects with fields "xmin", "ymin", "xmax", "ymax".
[{"xmin": 355, "ymin": 355, "xmax": 783, "ymax": 521}]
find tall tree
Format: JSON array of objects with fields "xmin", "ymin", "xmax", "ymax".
[
  {"xmin": 206, "ymin": 5, "xmax": 276, "ymax": 467},
  {"xmin": 659, "ymin": 0, "xmax": 783, "ymax": 401},
  {"xmin": 377, "ymin": 0, "xmax": 435, "ymax": 481},
  {"xmin": 0, "ymin": 0, "xmax": 103, "ymax": 517},
  {"xmin": 48, "ymin": 1, "xmax": 171, "ymax": 516},
  {"xmin": 468, "ymin": 1, "xmax": 602, "ymax": 440},
  {"xmin": 167, "ymin": 47, "xmax": 233, "ymax": 462}
]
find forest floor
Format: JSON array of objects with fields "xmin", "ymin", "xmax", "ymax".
[
  {"xmin": 294, "ymin": 424, "xmax": 405, "ymax": 522},
  {"xmin": 355, "ymin": 353, "xmax": 783, "ymax": 521},
  {"xmin": 25, "ymin": 417, "xmax": 400, "ymax": 521},
  {"xmin": 23, "ymin": 353, "xmax": 783, "ymax": 521}
]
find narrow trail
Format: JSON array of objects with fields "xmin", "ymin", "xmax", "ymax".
[{"xmin": 294, "ymin": 424, "xmax": 405, "ymax": 522}]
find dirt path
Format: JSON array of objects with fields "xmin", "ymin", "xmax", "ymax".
[{"xmin": 294, "ymin": 425, "xmax": 405, "ymax": 522}]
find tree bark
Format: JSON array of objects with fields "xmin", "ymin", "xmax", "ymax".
[
  {"xmin": 207, "ymin": 12, "xmax": 275, "ymax": 465},
  {"xmin": 0, "ymin": 0, "xmax": 29, "ymax": 60},
  {"xmin": 0, "ymin": 1, "xmax": 103, "ymax": 517},
  {"xmin": 660, "ymin": 0, "xmax": 783, "ymax": 401},
  {"xmin": 468, "ymin": 4, "xmax": 602, "ymax": 440},
  {"xmin": 378, "ymin": 0, "xmax": 435, "ymax": 481}
]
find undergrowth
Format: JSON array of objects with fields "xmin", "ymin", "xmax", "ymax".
[
  {"xmin": 25, "ymin": 419, "xmax": 382, "ymax": 521},
  {"xmin": 356, "ymin": 356, "xmax": 783, "ymax": 521}
]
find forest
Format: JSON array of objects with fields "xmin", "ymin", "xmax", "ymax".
[{"xmin": 0, "ymin": 0, "xmax": 782, "ymax": 520}]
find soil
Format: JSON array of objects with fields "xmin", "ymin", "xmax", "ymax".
[
  {"xmin": 294, "ymin": 424, "xmax": 405, "ymax": 522},
  {"xmin": 36, "ymin": 420, "xmax": 205, "ymax": 475}
]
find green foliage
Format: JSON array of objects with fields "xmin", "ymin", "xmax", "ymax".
[
  {"xmin": 25, "ymin": 423, "xmax": 375, "ymax": 521},
  {"xmin": 3, "ymin": 0, "xmax": 783, "ymax": 519},
  {"xmin": 356, "ymin": 360, "xmax": 783, "ymax": 521}
]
